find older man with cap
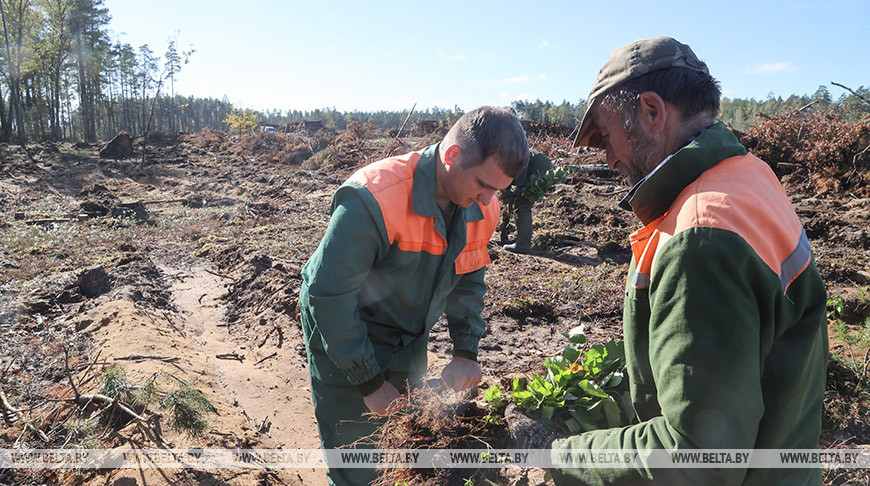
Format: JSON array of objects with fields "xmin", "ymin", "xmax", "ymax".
[{"xmin": 507, "ymin": 37, "xmax": 828, "ymax": 484}]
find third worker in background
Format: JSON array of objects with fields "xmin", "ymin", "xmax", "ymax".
[{"xmin": 500, "ymin": 150, "xmax": 553, "ymax": 253}]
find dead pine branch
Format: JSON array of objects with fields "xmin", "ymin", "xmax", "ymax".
[
  {"xmin": 832, "ymin": 81, "xmax": 870, "ymax": 107},
  {"xmin": 71, "ymin": 348, "xmax": 105, "ymax": 393},
  {"xmin": 796, "ymin": 99, "xmax": 820, "ymax": 113},
  {"xmin": 581, "ymin": 176, "xmax": 621, "ymax": 186},
  {"xmin": 596, "ymin": 186, "xmax": 631, "ymax": 197},
  {"xmin": 566, "ymin": 163, "xmax": 611, "ymax": 173},
  {"xmin": 2, "ymin": 387, "xmax": 51, "ymax": 443}
]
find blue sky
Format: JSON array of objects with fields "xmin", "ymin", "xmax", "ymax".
[{"xmin": 103, "ymin": 0, "xmax": 870, "ymax": 112}]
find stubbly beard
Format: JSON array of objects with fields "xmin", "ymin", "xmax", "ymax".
[{"xmin": 625, "ymin": 127, "xmax": 665, "ymax": 187}]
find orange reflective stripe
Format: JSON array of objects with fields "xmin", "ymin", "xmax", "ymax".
[
  {"xmin": 346, "ymin": 152, "xmax": 499, "ymax": 275},
  {"xmin": 455, "ymin": 196, "xmax": 499, "ymax": 274},
  {"xmin": 634, "ymin": 152, "xmax": 810, "ymax": 292},
  {"xmin": 667, "ymin": 153, "xmax": 807, "ymax": 288},
  {"xmin": 629, "ymin": 213, "xmax": 667, "ymax": 289},
  {"xmin": 347, "ymin": 151, "xmax": 447, "ymax": 256}
]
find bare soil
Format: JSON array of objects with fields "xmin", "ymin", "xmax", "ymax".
[{"xmin": 0, "ymin": 121, "xmax": 868, "ymax": 485}]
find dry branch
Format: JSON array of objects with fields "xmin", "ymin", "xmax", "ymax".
[
  {"xmin": 0, "ymin": 385, "xmax": 22, "ymax": 425},
  {"xmin": 258, "ymin": 325, "xmax": 281, "ymax": 348},
  {"xmin": 216, "ymin": 352, "xmax": 245, "ymax": 361},
  {"xmin": 64, "ymin": 393, "xmax": 173, "ymax": 447},
  {"xmin": 395, "ymin": 102, "xmax": 417, "ymax": 140},
  {"xmin": 205, "ymin": 268, "xmax": 234, "ymax": 280},
  {"xmin": 581, "ymin": 177, "xmax": 621, "ymax": 186},
  {"xmin": 254, "ymin": 352, "xmax": 277, "ymax": 366},
  {"xmin": 138, "ymin": 198, "xmax": 187, "ymax": 205},
  {"xmin": 114, "ymin": 354, "xmax": 179, "ymax": 363},
  {"xmin": 832, "ymin": 81, "xmax": 870, "ymax": 106},
  {"xmin": 566, "ymin": 164, "xmax": 611, "ymax": 172},
  {"xmin": 63, "ymin": 347, "xmax": 81, "ymax": 401},
  {"xmin": 24, "ymin": 217, "xmax": 76, "ymax": 225}
]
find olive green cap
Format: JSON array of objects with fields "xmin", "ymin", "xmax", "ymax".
[{"xmin": 573, "ymin": 36, "xmax": 709, "ymax": 148}]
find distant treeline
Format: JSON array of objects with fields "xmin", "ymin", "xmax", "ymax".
[
  {"xmin": 257, "ymin": 87, "xmax": 870, "ymax": 133},
  {"xmin": 0, "ymin": 0, "xmax": 866, "ymax": 145}
]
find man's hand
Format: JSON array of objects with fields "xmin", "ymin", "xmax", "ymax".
[
  {"xmin": 504, "ymin": 404, "xmax": 556, "ymax": 449},
  {"xmin": 362, "ymin": 381, "xmax": 401, "ymax": 414},
  {"xmin": 441, "ymin": 356, "xmax": 482, "ymax": 391}
]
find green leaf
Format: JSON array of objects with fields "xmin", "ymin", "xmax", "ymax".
[
  {"xmin": 512, "ymin": 376, "xmax": 524, "ymax": 392},
  {"xmin": 570, "ymin": 409, "xmax": 599, "ymax": 432},
  {"xmin": 561, "ymin": 344, "xmax": 581, "ymax": 364},
  {"xmin": 562, "ymin": 325, "xmax": 587, "ymax": 344},
  {"xmin": 549, "ymin": 356, "xmax": 569, "ymax": 371},
  {"xmin": 584, "ymin": 348, "xmax": 604, "ymax": 375},
  {"xmin": 603, "ymin": 397, "xmax": 622, "ymax": 427},
  {"xmin": 484, "ymin": 385, "xmax": 502, "ymax": 407},
  {"xmin": 579, "ymin": 380, "xmax": 609, "ymax": 398},
  {"xmin": 542, "ymin": 405, "xmax": 555, "ymax": 421},
  {"xmin": 602, "ymin": 371, "xmax": 624, "ymax": 389},
  {"xmin": 565, "ymin": 417, "xmax": 582, "ymax": 433}
]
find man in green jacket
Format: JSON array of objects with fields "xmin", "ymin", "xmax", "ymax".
[
  {"xmin": 501, "ymin": 150, "xmax": 553, "ymax": 253},
  {"xmin": 508, "ymin": 37, "xmax": 828, "ymax": 485},
  {"xmin": 301, "ymin": 106, "xmax": 529, "ymax": 486}
]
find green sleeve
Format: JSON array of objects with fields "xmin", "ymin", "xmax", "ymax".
[
  {"xmin": 552, "ymin": 228, "xmax": 769, "ymax": 485},
  {"xmin": 445, "ymin": 267, "xmax": 487, "ymax": 357},
  {"xmin": 304, "ymin": 184, "xmax": 389, "ymax": 385}
]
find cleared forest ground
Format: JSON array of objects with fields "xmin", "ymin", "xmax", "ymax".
[{"xmin": 0, "ymin": 114, "xmax": 869, "ymax": 485}]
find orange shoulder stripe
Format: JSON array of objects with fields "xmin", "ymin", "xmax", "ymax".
[
  {"xmin": 347, "ymin": 151, "xmax": 447, "ymax": 255},
  {"xmin": 661, "ymin": 153, "xmax": 810, "ymax": 291},
  {"xmin": 455, "ymin": 196, "xmax": 499, "ymax": 274}
]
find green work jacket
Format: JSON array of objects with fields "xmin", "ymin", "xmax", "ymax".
[
  {"xmin": 513, "ymin": 151, "xmax": 554, "ymax": 189},
  {"xmin": 552, "ymin": 123, "xmax": 828, "ymax": 485},
  {"xmin": 300, "ymin": 144, "xmax": 498, "ymax": 390},
  {"xmin": 504, "ymin": 151, "xmax": 554, "ymax": 202}
]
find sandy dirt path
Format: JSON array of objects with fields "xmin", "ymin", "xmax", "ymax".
[{"xmin": 164, "ymin": 265, "xmax": 325, "ymax": 485}]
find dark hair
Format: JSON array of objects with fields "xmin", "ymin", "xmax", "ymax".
[
  {"xmin": 444, "ymin": 106, "xmax": 529, "ymax": 179},
  {"xmin": 601, "ymin": 67, "xmax": 722, "ymax": 124}
]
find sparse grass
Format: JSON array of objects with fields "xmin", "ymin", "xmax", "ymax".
[{"xmin": 64, "ymin": 418, "xmax": 100, "ymax": 449}]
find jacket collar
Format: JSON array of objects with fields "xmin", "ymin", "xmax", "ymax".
[
  {"xmin": 621, "ymin": 122, "xmax": 747, "ymax": 225},
  {"xmin": 412, "ymin": 143, "xmax": 485, "ymax": 228}
]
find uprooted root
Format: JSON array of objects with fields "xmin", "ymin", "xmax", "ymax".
[{"xmin": 370, "ymin": 383, "xmax": 511, "ymax": 486}]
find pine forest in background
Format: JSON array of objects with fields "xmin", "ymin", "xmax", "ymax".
[{"xmin": 0, "ymin": 0, "xmax": 867, "ymax": 146}]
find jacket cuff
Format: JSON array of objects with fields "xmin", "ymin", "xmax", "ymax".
[
  {"xmin": 354, "ymin": 373, "xmax": 385, "ymax": 396},
  {"xmin": 342, "ymin": 353, "xmax": 383, "ymax": 386},
  {"xmin": 452, "ymin": 349, "xmax": 478, "ymax": 362},
  {"xmin": 451, "ymin": 335, "xmax": 480, "ymax": 357}
]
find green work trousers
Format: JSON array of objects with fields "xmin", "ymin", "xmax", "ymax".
[{"xmin": 305, "ymin": 334, "xmax": 429, "ymax": 486}]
